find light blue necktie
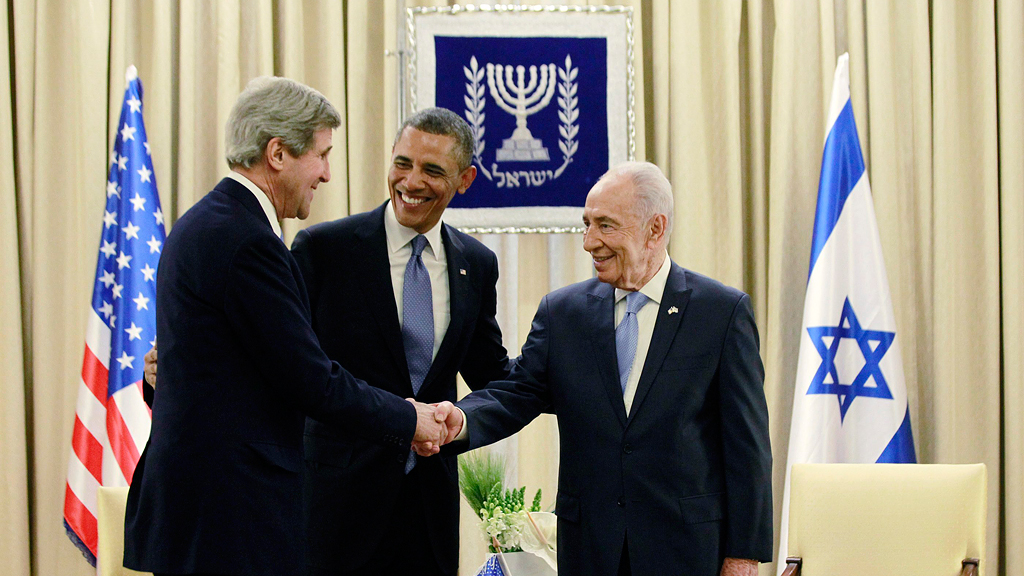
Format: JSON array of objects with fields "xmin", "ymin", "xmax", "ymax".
[
  {"xmin": 403, "ymin": 235, "xmax": 433, "ymax": 473},
  {"xmin": 615, "ymin": 291, "xmax": 649, "ymax": 393}
]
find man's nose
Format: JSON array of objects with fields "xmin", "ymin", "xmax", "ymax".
[
  {"xmin": 405, "ymin": 167, "xmax": 426, "ymax": 189},
  {"xmin": 582, "ymin": 227, "xmax": 599, "ymax": 251}
]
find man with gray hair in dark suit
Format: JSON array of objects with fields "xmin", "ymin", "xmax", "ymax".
[{"xmin": 124, "ymin": 77, "xmax": 451, "ymax": 576}]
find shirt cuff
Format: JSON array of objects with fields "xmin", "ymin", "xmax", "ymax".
[{"xmin": 454, "ymin": 407, "xmax": 469, "ymax": 441}]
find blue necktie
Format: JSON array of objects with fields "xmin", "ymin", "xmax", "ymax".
[
  {"xmin": 402, "ymin": 235, "xmax": 433, "ymax": 395},
  {"xmin": 615, "ymin": 291, "xmax": 649, "ymax": 393},
  {"xmin": 403, "ymin": 235, "xmax": 433, "ymax": 474}
]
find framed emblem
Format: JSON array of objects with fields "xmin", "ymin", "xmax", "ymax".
[{"xmin": 406, "ymin": 5, "xmax": 636, "ymax": 233}]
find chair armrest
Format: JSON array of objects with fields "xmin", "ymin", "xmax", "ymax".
[
  {"xmin": 780, "ymin": 557, "xmax": 801, "ymax": 576},
  {"xmin": 961, "ymin": 558, "xmax": 979, "ymax": 576}
]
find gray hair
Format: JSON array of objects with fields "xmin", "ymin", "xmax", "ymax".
[
  {"xmin": 599, "ymin": 161, "xmax": 674, "ymax": 236},
  {"xmin": 394, "ymin": 107, "xmax": 474, "ymax": 170},
  {"xmin": 225, "ymin": 76, "xmax": 341, "ymax": 169}
]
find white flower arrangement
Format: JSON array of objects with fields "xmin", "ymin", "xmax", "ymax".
[
  {"xmin": 482, "ymin": 508, "xmax": 530, "ymax": 551},
  {"xmin": 458, "ymin": 452, "xmax": 542, "ymax": 553}
]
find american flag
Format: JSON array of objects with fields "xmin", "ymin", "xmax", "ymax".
[{"xmin": 64, "ymin": 65, "xmax": 165, "ymax": 565}]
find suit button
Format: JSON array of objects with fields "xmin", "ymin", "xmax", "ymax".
[
  {"xmin": 617, "ymin": 497, "xmax": 625, "ymax": 508},
  {"xmin": 623, "ymin": 444, "xmax": 633, "ymax": 454},
  {"xmin": 397, "ymin": 453, "xmax": 407, "ymax": 462}
]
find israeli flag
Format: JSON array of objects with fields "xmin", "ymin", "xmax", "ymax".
[{"xmin": 777, "ymin": 53, "xmax": 916, "ymax": 570}]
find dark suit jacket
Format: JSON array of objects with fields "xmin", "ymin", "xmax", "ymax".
[
  {"xmin": 456, "ymin": 262, "xmax": 773, "ymax": 576},
  {"xmin": 291, "ymin": 202, "xmax": 511, "ymax": 574},
  {"xmin": 123, "ymin": 179, "xmax": 417, "ymax": 576}
]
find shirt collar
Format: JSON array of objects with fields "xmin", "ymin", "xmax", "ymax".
[
  {"xmin": 384, "ymin": 199, "xmax": 444, "ymax": 261},
  {"xmin": 615, "ymin": 252, "xmax": 672, "ymax": 305},
  {"xmin": 227, "ymin": 171, "xmax": 282, "ymax": 239}
]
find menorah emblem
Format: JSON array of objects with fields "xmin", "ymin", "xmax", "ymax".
[{"xmin": 486, "ymin": 62, "xmax": 557, "ymax": 161}]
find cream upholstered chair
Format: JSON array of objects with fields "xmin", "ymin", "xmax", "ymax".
[
  {"xmin": 97, "ymin": 486, "xmax": 152, "ymax": 576},
  {"xmin": 783, "ymin": 463, "xmax": 986, "ymax": 576}
]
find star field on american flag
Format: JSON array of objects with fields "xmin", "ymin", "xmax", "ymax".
[
  {"xmin": 93, "ymin": 73, "xmax": 166, "ymax": 394},
  {"xmin": 65, "ymin": 65, "xmax": 165, "ymax": 566}
]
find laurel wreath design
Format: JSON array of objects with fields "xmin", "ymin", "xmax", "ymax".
[
  {"xmin": 463, "ymin": 54, "xmax": 578, "ymax": 182},
  {"xmin": 554, "ymin": 54, "xmax": 579, "ymax": 178},
  {"xmin": 463, "ymin": 56, "xmax": 490, "ymax": 179}
]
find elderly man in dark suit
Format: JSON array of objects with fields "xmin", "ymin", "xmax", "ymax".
[
  {"xmin": 124, "ymin": 77, "xmax": 450, "ymax": 576},
  {"xmin": 292, "ymin": 107, "xmax": 511, "ymax": 576},
  {"xmin": 435, "ymin": 162, "xmax": 773, "ymax": 576}
]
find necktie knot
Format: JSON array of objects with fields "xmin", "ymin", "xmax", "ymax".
[
  {"xmin": 625, "ymin": 291, "xmax": 649, "ymax": 315},
  {"xmin": 410, "ymin": 234, "xmax": 428, "ymax": 258}
]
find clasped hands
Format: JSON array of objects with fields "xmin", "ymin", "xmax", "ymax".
[{"xmin": 407, "ymin": 399, "xmax": 464, "ymax": 456}]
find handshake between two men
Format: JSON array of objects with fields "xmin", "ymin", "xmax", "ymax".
[{"xmin": 409, "ymin": 400, "xmax": 464, "ymax": 457}]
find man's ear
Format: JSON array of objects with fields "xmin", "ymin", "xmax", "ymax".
[
  {"xmin": 648, "ymin": 213, "xmax": 668, "ymax": 247},
  {"xmin": 265, "ymin": 137, "xmax": 287, "ymax": 172},
  {"xmin": 456, "ymin": 165, "xmax": 477, "ymax": 195}
]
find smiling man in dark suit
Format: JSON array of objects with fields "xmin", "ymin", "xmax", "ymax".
[
  {"xmin": 436, "ymin": 162, "xmax": 773, "ymax": 576},
  {"xmin": 123, "ymin": 77, "xmax": 450, "ymax": 576},
  {"xmin": 291, "ymin": 108, "xmax": 511, "ymax": 576}
]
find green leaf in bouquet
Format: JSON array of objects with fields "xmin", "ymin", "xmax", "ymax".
[{"xmin": 458, "ymin": 452, "xmax": 508, "ymax": 520}]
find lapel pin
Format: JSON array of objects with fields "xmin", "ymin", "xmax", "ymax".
[
  {"xmin": 668, "ymin": 306, "xmax": 678, "ymax": 315},
  {"xmin": 460, "ymin": 269, "xmax": 467, "ymax": 275}
]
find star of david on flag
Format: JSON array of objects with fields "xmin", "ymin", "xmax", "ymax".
[
  {"xmin": 64, "ymin": 65, "xmax": 165, "ymax": 565},
  {"xmin": 806, "ymin": 297, "xmax": 896, "ymax": 420},
  {"xmin": 777, "ymin": 53, "xmax": 916, "ymax": 573}
]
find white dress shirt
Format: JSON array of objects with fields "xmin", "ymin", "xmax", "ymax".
[
  {"xmin": 227, "ymin": 171, "xmax": 283, "ymax": 239},
  {"xmin": 615, "ymin": 253, "xmax": 672, "ymax": 415},
  {"xmin": 384, "ymin": 200, "xmax": 450, "ymax": 361}
]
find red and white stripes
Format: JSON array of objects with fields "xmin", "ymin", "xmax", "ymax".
[{"xmin": 64, "ymin": 310, "xmax": 151, "ymax": 560}]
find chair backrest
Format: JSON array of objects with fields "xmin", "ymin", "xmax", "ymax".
[
  {"xmin": 97, "ymin": 486, "xmax": 152, "ymax": 576},
  {"xmin": 787, "ymin": 463, "xmax": 986, "ymax": 576}
]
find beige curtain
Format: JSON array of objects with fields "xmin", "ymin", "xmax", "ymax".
[
  {"xmin": 2, "ymin": 0, "xmax": 1021, "ymax": 575},
  {"xmin": 999, "ymin": 3, "xmax": 1024, "ymax": 576},
  {"xmin": 0, "ymin": 0, "xmax": 31, "ymax": 574}
]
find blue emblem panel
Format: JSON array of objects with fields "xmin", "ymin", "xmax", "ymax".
[{"xmin": 433, "ymin": 36, "xmax": 609, "ymax": 210}]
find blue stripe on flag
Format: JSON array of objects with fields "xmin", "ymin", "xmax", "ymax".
[
  {"xmin": 876, "ymin": 406, "xmax": 917, "ymax": 463},
  {"xmin": 807, "ymin": 100, "xmax": 866, "ymax": 280}
]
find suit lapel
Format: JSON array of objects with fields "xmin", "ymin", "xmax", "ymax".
[
  {"xmin": 627, "ymin": 263, "xmax": 691, "ymax": 424},
  {"xmin": 419, "ymin": 225, "xmax": 468, "ymax": 396},
  {"xmin": 352, "ymin": 206, "xmax": 411, "ymax": 388},
  {"xmin": 586, "ymin": 282, "xmax": 628, "ymax": 428}
]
